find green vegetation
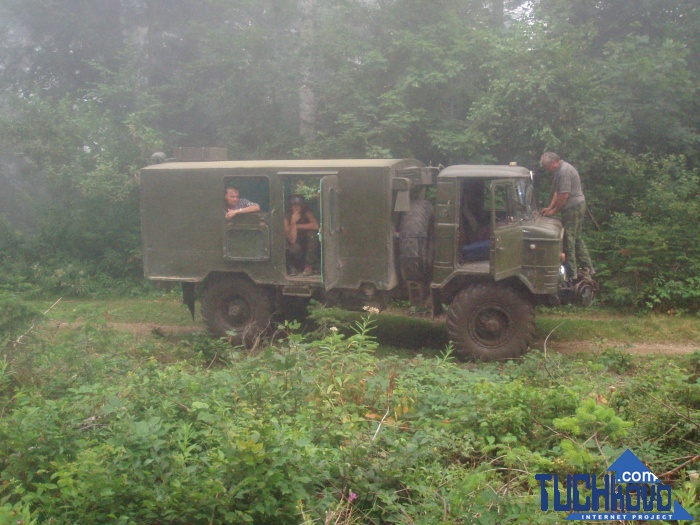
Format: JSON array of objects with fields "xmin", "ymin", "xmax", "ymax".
[
  {"xmin": 0, "ymin": 292, "xmax": 41, "ymax": 346},
  {"xmin": 1, "ymin": 1, "xmax": 698, "ymax": 521},
  {"xmin": 1, "ymin": 307, "xmax": 699, "ymax": 523},
  {"xmin": 537, "ymin": 307, "xmax": 700, "ymax": 344},
  {"xmin": 0, "ymin": 0, "xmax": 699, "ymax": 311}
]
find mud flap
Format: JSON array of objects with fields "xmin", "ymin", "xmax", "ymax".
[
  {"xmin": 431, "ymin": 286, "xmax": 444, "ymax": 317},
  {"xmin": 182, "ymin": 282, "xmax": 196, "ymax": 319}
]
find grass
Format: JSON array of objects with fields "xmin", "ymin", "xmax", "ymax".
[
  {"xmin": 27, "ymin": 298, "xmax": 700, "ymax": 356},
  {"xmin": 537, "ymin": 306, "xmax": 700, "ymax": 343},
  {"xmin": 39, "ymin": 296, "xmax": 201, "ymax": 326}
]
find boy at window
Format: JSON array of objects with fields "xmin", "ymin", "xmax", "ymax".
[{"xmin": 225, "ymin": 186, "xmax": 260, "ymax": 220}]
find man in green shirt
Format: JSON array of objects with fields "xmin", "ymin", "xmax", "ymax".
[{"xmin": 540, "ymin": 152, "xmax": 594, "ymax": 280}]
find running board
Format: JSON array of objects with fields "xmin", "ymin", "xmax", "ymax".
[{"xmin": 282, "ymin": 285, "xmax": 314, "ymax": 297}]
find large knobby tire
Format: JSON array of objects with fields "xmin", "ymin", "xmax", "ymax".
[
  {"xmin": 446, "ymin": 282, "xmax": 535, "ymax": 361},
  {"xmin": 202, "ymin": 276, "xmax": 273, "ymax": 346},
  {"xmin": 399, "ymin": 199, "xmax": 435, "ymax": 282}
]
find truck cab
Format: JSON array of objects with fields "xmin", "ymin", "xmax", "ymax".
[
  {"xmin": 426, "ymin": 165, "xmax": 569, "ymax": 361},
  {"xmin": 431, "ymin": 165, "xmax": 563, "ymax": 305}
]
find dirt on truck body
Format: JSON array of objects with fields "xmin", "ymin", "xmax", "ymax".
[{"xmin": 140, "ymin": 155, "xmax": 597, "ymax": 361}]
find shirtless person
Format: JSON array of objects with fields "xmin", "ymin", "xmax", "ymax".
[{"xmin": 284, "ymin": 194, "xmax": 319, "ymax": 276}]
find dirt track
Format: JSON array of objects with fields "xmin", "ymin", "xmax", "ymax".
[
  {"xmin": 544, "ymin": 340, "xmax": 698, "ymax": 356},
  {"xmin": 93, "ymin": 322, "xmax": 698, "ymax": 356}
]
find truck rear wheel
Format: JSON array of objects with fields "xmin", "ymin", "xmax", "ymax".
[
  {"xmin": 399, "ymin": 199, "xmax": 435, "ymax": 282},
  {"xmin": 202, "ymin": 276, "xmax": 273, "ymax": 346},
  {"xmin": 446, "ymin": 282, "xmax": 535, "ymax": 361}
]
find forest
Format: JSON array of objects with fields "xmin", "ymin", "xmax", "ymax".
[
  {"xmin": 0, "ymin": 0, "xmax": 698, "ymax": 311},
  {"xmin": 0, "ymin": 2, "xmax": 699, "ymax": 523}
]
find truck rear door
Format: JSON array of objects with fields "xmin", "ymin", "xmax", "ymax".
[{"xmin": 320, "ymin": 175, "xmax": 341, "ymax": 290}]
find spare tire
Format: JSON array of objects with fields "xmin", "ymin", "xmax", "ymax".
[{"xmin": 399, "ymin": 199, "xmax": 435, "ymax": 282}]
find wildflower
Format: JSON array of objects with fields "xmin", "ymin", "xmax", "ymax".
[
  {"xmin": 330, "ymin": 326, "xmax": 338, "ymax": 333},
  {"xmin": 348, "ymin": 492, "xmax": 357, "ymax": 502},
  {"xmin": 363, "ymin": 306, "xmax": 380, "ymax": 315}
]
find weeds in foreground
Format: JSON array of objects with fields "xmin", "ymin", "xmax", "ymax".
[{"xmin": 0, "ymin": 309, "xmax": 699, "ymax": 524}]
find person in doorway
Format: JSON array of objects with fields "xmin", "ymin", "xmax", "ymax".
[
  {"xmin": 284, "ymin": 194, "xmax": 320, "ymax": 276},
  {"xmin": 540, "ymin": 152, "xmax": 594, "ymax": 279},
  {"xmin": 459, "ymin": 179, "xmax": 491, "ymax": 262},
  {"xmin": 224, "ymin": 186, "xmax": 260, "ymax": 220},
  {"xmin": 460, "ymin": 179, "xmax": 490, "ymax": 244}
]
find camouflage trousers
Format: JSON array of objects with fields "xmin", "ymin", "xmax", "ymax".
[{"xmin": 561, "ymin": 201, "xmax": 593, "ymax": 279}]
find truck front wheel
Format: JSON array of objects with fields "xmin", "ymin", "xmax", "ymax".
[
  {"xmin": 446, "ymin": 282, "xmax": 535, "ymax": 361},
  {"xmin": 202, "ymin": 276, "xmax": 273, "ymax": 346}
]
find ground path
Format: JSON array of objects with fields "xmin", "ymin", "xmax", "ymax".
[
  {"xmin": 546, "ymin": 340, "xmax": 698, "ymax": 356},
  {"xmin": 86, "ymin": 321, "xmax": 698, "ymax": 356}
]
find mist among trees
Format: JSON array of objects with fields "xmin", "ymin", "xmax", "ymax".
[{"xmin": 1, "ymin": 0, "xmax": 698, "ymax": 310}]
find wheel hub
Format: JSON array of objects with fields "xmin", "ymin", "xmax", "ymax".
[
  {"xmin": 474, "ymin": 307, "xmax": 510, "ymax": 344},
  {"xmin": 224, "ymin": 297, "xmax": 251, "ymax": 325}
]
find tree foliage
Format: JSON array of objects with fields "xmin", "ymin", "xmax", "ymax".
[
  {"xmin": 599, "ymin": 156, "xmax": 700, "ymax": 311},
  {"xmin": 0, "ymin": 0, "xmax": 698, "ymax": 308}
]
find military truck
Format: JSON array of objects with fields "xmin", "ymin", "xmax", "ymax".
[{"xmin": 140, "ymin": 156, "xmax": 596, "ymax": 361}]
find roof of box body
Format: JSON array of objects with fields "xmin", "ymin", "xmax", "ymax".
[
  {"xmin": 438, "ymin": 165, "xmax": 531, "ymax": 179},
  {"xmin": 142, "ymin": 159, "xmax": 423, "ymax": 171}
]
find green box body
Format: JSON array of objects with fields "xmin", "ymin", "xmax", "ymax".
[{"xmin": 141, "ymin": 159, "xmax": 428, "ymax": 293}]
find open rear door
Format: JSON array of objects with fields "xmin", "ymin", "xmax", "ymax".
[
  {"xmin": 320, "ymin": 175, "xmax": 341, "ymax": 290},
  {"xmin": 489, "ymin": 180, "xmax": 523, "ymax": 280}
]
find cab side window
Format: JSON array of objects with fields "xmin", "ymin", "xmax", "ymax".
[
  {"xmin": 460, "ymin": 179, "xmax": 489, "ymax": 245},
  {"xmin": 489, "ymin": 182, "xmax": 520, "ymax": 225}
]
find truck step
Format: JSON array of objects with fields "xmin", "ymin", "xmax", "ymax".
[
  {"xmin": 282, "ymin": 285, "xmax": 314, "ymax": 297},
  {"xmin": 407, "ymin": 280, "xmax": 428, "ymax": 307}
]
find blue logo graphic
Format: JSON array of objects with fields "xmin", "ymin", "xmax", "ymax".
[{"xmin": 536, "ymin": 449, "xmax": 695, "ymax": 521}]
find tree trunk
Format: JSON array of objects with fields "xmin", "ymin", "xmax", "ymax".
[
  {"xmin": 492, "ymin": 0, "xmax": 504, "ymax": 28},
  {"xmin": 298, "ymin": 0, "xmax": 317, "ymax": 145}
]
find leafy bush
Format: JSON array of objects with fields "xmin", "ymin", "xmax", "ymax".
[
  {"xmin": 598, "ymin": 155, "xmax": 700, "ymax": 311},
  {"xmin": 0, "ymin": 315, "xmax": 698, "ymax": 524},
  {"xmin": 0, "ymin": 292, "xmax": 40, "ymax": 344}
]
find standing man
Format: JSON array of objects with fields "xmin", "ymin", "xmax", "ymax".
[
  {"xmin": 225, "ymin": 186, "xmax": 260, "ymax": 220},
  {"xmin": 540, "ymin": 152, "xmax": 594, "ymax": 280}
]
